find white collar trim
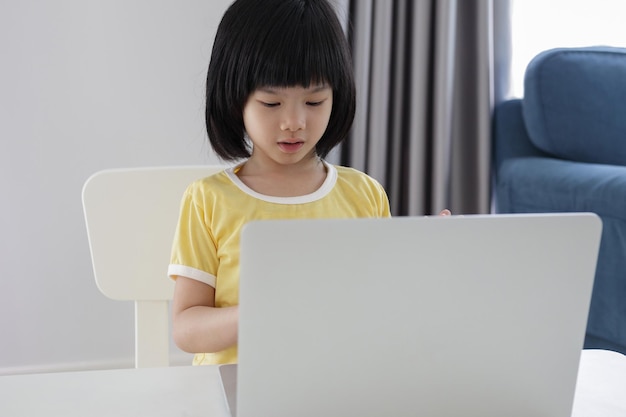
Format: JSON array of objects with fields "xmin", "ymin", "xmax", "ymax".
[{"xmin": 224, "ymin": 160, "xmax": 337, "ymax": 204}]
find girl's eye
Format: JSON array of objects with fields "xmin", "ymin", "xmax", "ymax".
[
  {"xmin": 260, "ymin": 101, "xmax": 280, "ymax": 108},
  {"xmin": 306, "ymin": 100, "xmax": 324, "ymax": 107}
]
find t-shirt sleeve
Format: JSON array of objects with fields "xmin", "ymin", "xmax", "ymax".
[
  {"xmin": 168, "ymin": 183, "xmax": 218, "ymax": 287},
  {"xmin": 375, "ymin": 180, "xmax": 392, "ymax": 218}
]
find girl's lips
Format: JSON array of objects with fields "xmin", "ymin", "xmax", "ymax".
[{"xmin": 278, "ymin": 141, "xmax": 305, "ymax": 153}]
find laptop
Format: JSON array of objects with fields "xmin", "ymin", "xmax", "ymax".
[{"xmin": 222, "ymin": 213, "xmax": 602, "ymax": 417}]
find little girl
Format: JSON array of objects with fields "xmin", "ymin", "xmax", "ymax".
[{"xmin": 168, "ymin": 0, "xmax": 391, "ymax": 365}]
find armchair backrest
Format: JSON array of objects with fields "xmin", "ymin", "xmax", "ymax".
[{"xmin": 522, "ymin": 46, "xmax": 626, "ymax": 165}]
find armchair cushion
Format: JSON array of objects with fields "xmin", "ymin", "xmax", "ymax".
[
  {"xmin": 523, "ymin": 46, "xmax": 626, "ymax": 165},
  {"xmin": 498, "ymin": 157, "xmax": 626, "ymax": 218}
]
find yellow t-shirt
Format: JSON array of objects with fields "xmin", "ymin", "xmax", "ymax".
[{"xmin": 168, "ymin": 162, "xmax": 390, "ymax": 365}]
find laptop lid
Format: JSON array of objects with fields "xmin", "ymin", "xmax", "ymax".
[{"xmin": 235, "ymin": 213, "xmax": 602, "ymax": 417}]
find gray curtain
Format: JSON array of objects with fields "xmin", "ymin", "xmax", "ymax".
[{"xmin": 330, "ymin": 0, "xmax": 509, "ymax": 216}]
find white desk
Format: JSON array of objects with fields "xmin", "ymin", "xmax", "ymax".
[{"xmin": 1, "ymin": 350, "xmax": 624, "ymax": 417}]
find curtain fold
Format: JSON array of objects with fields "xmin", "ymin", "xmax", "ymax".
[{"xmin": 342, "ymin": 0, "xmax": 503, "ymax": 216}]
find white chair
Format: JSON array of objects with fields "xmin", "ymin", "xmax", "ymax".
[{"xmin": 82, "ymin": 165, "xmax": 224, "ymax": 368}]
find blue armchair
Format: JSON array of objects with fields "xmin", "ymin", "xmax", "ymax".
[{"xmin": 493, "ymin": 46, "xmax": 626, "ymax": 355}]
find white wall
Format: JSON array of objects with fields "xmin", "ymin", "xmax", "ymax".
[
  {"xmin": 509, "ymin": 0, "xmax": 626, "ymax": 97},
  {"xmin": 0, "ymin": 0, "xmax": 231, "ymax": 374}
]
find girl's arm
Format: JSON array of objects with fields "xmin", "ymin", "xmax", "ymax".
[{"xmin": 171, "ymin": 276, "xmax": 238, "ymax": 354}]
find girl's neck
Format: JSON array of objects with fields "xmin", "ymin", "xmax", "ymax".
[{"xmin": 236, "ymin": 155, "xmax": 327, "ymax": 197}]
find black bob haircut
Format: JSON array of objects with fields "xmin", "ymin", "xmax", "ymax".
[{"xmin": 205, "ymin": 0, "xmax": 356, "ymax": 161}]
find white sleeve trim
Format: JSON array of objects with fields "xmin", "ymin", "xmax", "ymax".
[{"xmin": 168, "ymin": 264, "xmax": 216, "ymax": 288}]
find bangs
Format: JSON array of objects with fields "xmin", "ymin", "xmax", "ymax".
[{"xmin": 243, "ymin": 3, "xmax": 348, "ymax": 90}]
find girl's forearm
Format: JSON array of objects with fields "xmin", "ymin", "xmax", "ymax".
[{"xmin": 173, "ymin": 305, "xmax": 239, "ymax": 354}]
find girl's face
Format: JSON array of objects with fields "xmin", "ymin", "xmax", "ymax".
[{"xmin": 242, "ymin": 84, "xmax": 333, "ymax": 168}]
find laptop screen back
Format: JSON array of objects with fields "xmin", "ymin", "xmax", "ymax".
[{"xmin": 236, "ymin": 213, "xmax": 602, "ymax": 417}]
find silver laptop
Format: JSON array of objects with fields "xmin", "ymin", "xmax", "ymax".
[{"xmin": 224, "ymin": 213, "xmax": 602, "ymax": 417}]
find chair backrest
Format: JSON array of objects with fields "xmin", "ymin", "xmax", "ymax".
[{"xmin": 82, "ymin": 165, "xmax": 225, "ymax": 368}]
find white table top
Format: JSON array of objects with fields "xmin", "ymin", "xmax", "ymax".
[
  {"xmin": 0, "ymin": 349, "xmax": 624, "ymax": 417},
  {"xmin": 572, "ymin": 349, "xmax": 626, "ymax": 417},
  {"xmin": 0, "ymin": 364, "xmax": 230, "ymax": 417}
]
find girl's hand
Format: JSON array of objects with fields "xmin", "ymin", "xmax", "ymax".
[{"xmin": 439, "ymin": 209, "xmax": 451, "ymax": 216}]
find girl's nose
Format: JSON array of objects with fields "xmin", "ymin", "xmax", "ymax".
[{"xmin": 280, "ymin": 107, "xmax": 306, "ymax": 131}]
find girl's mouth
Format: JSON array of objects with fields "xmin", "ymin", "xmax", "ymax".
[{"xmin": 278, "ymin": 141, "xmax": 305, "ymax": 153}]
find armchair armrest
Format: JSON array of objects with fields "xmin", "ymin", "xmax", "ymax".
[{"xmin": 492, "ymin": 99, "xmax": 552, "ymax": 174}]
